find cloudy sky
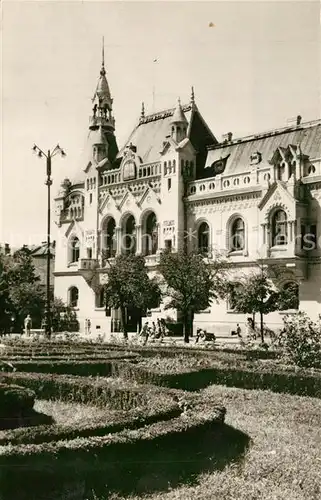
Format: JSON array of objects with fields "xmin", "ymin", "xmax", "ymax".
[{"xmin": 1, "ymin": 0, "xmax": 320, "ymax": 247}]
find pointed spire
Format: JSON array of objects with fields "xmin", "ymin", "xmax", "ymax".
[
  {"xmin": 141, "ymin": 101, "xmax": 145, "ymax": 119},
  {"xmin": 191, "ymin": 86, "xmax": 195, "ymax": 105},
  {"xmin": 171, "ymin": 97, "xmax": 187, "ymax": 124},
  {"xmin": 101, "ymin": 36, "xmax": 106, "ymax": 76}
]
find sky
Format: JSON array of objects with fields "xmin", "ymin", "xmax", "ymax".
[{"xmin": 1, "ymin": 0, "xmax": 320, "ymax": 247}]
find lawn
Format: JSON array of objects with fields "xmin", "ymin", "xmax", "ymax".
[
  {"xmin": 93, "ymin": 385, "xmax": 321, "ymax": 500},
  {"xmin": 33, "ymin": 400, "xmax": 110, "ymax": 426}
]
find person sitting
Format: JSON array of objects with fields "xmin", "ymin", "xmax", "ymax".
[{"xmin": 195, "ymin": 328, "xmax": 203, "ymax": 343}]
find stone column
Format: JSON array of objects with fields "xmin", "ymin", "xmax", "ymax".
[
  {"xmin": 261, "ymin": 223, "xmax": 267, "ymax": 245},
  {"xmin": 115, "ymin": 226, "xmax": 122, "ymax": 255},
  {"xmin": 136, "ymin": 224, "xmax": 142, "ymax": 254}
]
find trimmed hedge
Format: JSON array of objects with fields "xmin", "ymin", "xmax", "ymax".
[
  {"xmin": 0, "ymin": 372, "xmax": 183, "ymax": 445},
  {"xmin": 0, "ymin": 396, "xmax": 225, "ymax": 464},
  {"xmin": 0, "ymin": 383, "xmax": 35, "ymax": 415},
  {"xmin": 0, "ymin": 371, "xmax": 227, "ymax": 500},
  {"xmin": 113, "ymin": 359, "xmax": 321, "ymax": 397},
  {"xmin": 10, "ymin": 360, "xmax": 119, "ymax": 376},
  {"xmin": 0, "ymin": 372, "xmax": 152, "ymax": 409}
]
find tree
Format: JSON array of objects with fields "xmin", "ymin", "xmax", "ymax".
[
  {"xmin": 230, "ymin": 261, "xmax": 299, "ymax": 343},
  {"xmin": 104, "ymin": 254, "xmax": 161, "ymax": 340},
  {"xmin": 158, "ymin": 250, "xmax": 229, "ymax": 343},
  {"xmin": 51, "ymin": 297, "xmax": 79, "ymax": 332},
  {"xmin": 0, "ymin": 246, "xmax": 46, "ymax": 332}
]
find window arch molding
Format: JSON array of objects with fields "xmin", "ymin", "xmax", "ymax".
[
  {"xmin": 68, "ymin": 234, "xmax": 80, "ymax": 264},
  {"xmin": 269, "ymin": 207, "xmax": 288, "ymax": 247},
  {"xmin": 194, "ymin": 218, "xmax": 211, "ymax": 254},
  {"xmin": 226, "ymin": 214, "xmax": 248, "ymax": 256},
  {"xmin": 68, "ymin": 286, "xmax": 79, "ymax": 308},
  {"xmin": 119, "ymin": 212, "xmax": 137, "ymax": 255},
  {"xmin": 139, "ymin": 209, "xmax": 159, "ymax": 256},
  {"xmin": 101, "ymin": 215, "xmax": 117, "ymax": 259},
  {"xmin": 227, "ymin": 281, "xmax": 245, "ymax": 312}
]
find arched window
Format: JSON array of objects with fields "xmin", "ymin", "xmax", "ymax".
[
  {"xmin": 230, "ymin": 218, "xmax": 245, "ymax": 251},
  {"xmin": 198, "ymin": 222, "xmax": 209, "ymax": 254},
  {"xmin": 272, "ymin": 210, "xmax": 287, "ymax": 246},
  {"xmin": 144, "ymin": 212, "xmax": 158, "ymax": 255},
  {"xmin": 123, "ymin": 215, "xmax": 136, "ymax": 255},
  {"xmin": 228, "ymin": 282, "xmax": 244, "ymax": 311},
  {"xmin": 280, "ymin": 282, "xmax": 299, "ymax": 310},
  {"xmin": 68, "ymin": 287, "xmax": 79, "ymax": 308},
  {"xmin": 102, "ymin": 217, "xmax": 116, "ymax": 259},
  {"xmin": 95, "ymin": 288, "xmax": 105, "ymax": 308},
  {"xmin": 70, "ymin": 236, "xmax": 80, "ymax": 263}
]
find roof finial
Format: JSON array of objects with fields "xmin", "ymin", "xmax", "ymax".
[
  {"xmin": 100, "ymin": 36, "xmax": 106, "ymax": 76},
  {"xmin": 178, "ymin": 97, "xmax": 181, "ymax": 106},
  {"xmin": 141, "ymin": 101, "xmax": 145, "ymax": 119},
  {"xmin": 191, "ymin": 86, "xmax": 195, "ymax": 105}
]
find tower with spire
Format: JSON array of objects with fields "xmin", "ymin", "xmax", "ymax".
[
  {"xmin": 90, "ymin": 37, "xmax": 114, "ymax": 131},
  {"xmin": 88, "ymin": 38, "xmax": 118, "ymax": 168}
]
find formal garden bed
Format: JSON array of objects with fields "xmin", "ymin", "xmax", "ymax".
[
  {"xmin": 90, "ymin": 384, "xmax": 321, "ymax": 500},
  {"xmin": 113, "ymin": 355, "xmax": 321, "ymax": 397},
  {"xmin": 1, "ymin": 314, "xmax": 320, "ymax": 500},
  {"xmin": 0, "ymin": 371, "xmax": 229, "ymax": 500}
]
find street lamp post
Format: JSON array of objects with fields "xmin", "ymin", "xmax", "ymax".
[{"xmin": 32, "ymin": 144, "xmax": 66, "ymax": 338}]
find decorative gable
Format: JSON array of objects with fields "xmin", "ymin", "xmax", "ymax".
[
  {"xmin": 138, "ymin": 186, "xmax": 161, "ymax": 209},
  {"xmin": 176, "ymin": 137, "xmax": 196, "ymax": 155},
  {"xmin": 118, "ymin": 188, "xmax": 139, "ymax": 211},
  {"xmin": 65, "ymin": 218, "xmax": 84, "ymax": 239},
  {"xmin": 258, "ymin": 181, "xmax": 297, "ymax": 221},
  {"xmin": 99, "ymin": 191, "xmax": 120, "ymax": 214},
  {"xmin": 160, "ymin": 137, "xmax": 177, "ymax": 156}
]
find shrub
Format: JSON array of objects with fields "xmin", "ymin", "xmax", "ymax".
[{"xmin": 277, "ymin": 312, "xmax": 321, "ymax": 368}]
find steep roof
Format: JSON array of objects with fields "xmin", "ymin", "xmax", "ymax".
[
  {"xmin": 118, "ymin": 104, "xmax": 217, "ymax": 174},
  {"xmin": 204, "ymin": 119, "xmax": 321, "ymax": 177},
  {"xmin": 70, "ymin": 127, "xmax": 119, "ymax": 186},
  {"xmin": 29, "ymin": 242, "xmax": 55, "ymax": 257},
  {"xmin": 171, "ymin": 99, "xmax": 188, "ymax": 124}
]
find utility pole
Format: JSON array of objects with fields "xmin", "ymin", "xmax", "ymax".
[{"xmin": 32, "ymin": 144, "xmax": 66, "ymax": 338}]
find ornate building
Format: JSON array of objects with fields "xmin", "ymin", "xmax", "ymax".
[{"xmin": 54, "ymin": 53, "xmax": 321, "ymax": 335}]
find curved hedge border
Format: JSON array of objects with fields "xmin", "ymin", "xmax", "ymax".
[
  {"xmin": 0, "ymin": 372, "xmax": 182, "ymax": 446},
  {"xmin": 8, "ymin": 360, "xmax": 119, "ymax": 377},
  {"xmin": 114, "ymin": 359, "xmax": 321, "ymax": 397},
  {"xmin": 1, "ymin": 339, "xmax": 279, "ymax": 360},
  {"xmin": 0, "ymin": 396, "xmax": 225, "ymax": 466}
]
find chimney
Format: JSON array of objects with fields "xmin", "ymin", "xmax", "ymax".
[
  {"xmin": 4, "ymin": 243, "xmax": 10, "ymax": 255},
  {"xmin": 222, "ymin": 132, "xmax": 233, "ymax": 144},
  {"xmin": 287, "ymin": 115, "xmax": 302, "ymax": 127}
]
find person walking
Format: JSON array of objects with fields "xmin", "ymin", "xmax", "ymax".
[{"xmin": 139, "ymin": 321, "xmax": 150, "ymax": 346}]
